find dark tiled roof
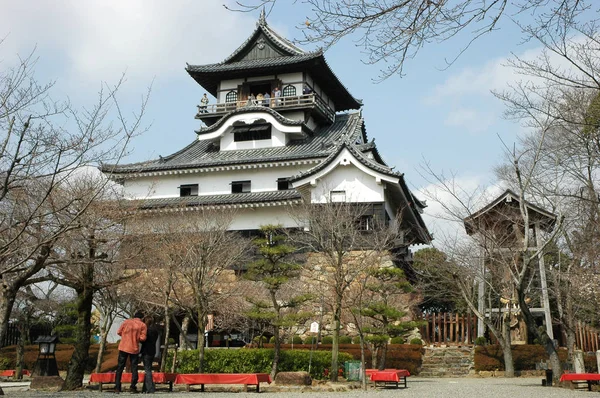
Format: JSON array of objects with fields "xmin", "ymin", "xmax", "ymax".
[
  {"xmin": 223, "ymin": 17, "xmax": 306, "ymax": 63},
  {"xmin": 288, "ymin": 128, "xmax": 402, "ymax": 183},
  {"xmin": 102, "ymin": 112, "xmax": 363, "ymax": 174},
  {"xmin": 187, "ymin": 52, "xmax": 321, "ymax": 74},
  {"xmin": 134, "ymin": 190, "xmax": 302, "ymax": 210},
  {"xmin": 196, "ymin": 106, "xmax": 305, "ymax": 135}
]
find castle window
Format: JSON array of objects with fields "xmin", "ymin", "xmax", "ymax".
[
  {"xmin": 282, "ymin": 85, "xmax": 296, "ymax": 97},
  {"xmin": 179, "ymin": 184, "xmax": 198, "ymax": 197},
  {"xmin": 357, "ymin": 215, "xmax": 374, "ymax": 231},
  {"xmin": 277, "ymin": 178, "xmax": 290, "ymax": 190},
  {"xmin": 330, "ymin": 190, "xmax": 346, "ymax": 202},
  {"xmin": 231, "ymin": 180, "xmax": 251, "ymax": 193},
  {"xmin": 225, "ymin": 90, "xmax": 238, "ymax": 103},
  {"xmin": 233, "ymin": 124, "xmax": 271, "ymax": 142}
]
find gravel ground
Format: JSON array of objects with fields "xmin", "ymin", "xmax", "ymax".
[{"xmin": 0, "ymin": 377, "xmax": 592, "ymax": 398}]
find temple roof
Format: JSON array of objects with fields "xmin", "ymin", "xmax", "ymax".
[
  {"xmin": 195, "ymin": 105, "xmax": 305, "ymax": 135},
  {"xmin": 101, "ymin": 112, "xmax": 364, "ymax": 175},
  {"xmin": 185, "ymin": 16, "xmax": 361, "ymax": 111},
  {"xmin": 464, "ymin": 189, "xmax": 557, "ymax": 235}
]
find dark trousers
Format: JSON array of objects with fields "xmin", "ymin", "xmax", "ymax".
[
  {"xmin": 142, "ymin": 355, "xmax": 155, "ymax": 393},
  {"xmin": 115, "ymin": 350, "xmax": 140, "ymax": 391}
]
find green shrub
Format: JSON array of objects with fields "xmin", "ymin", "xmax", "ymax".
[
  {"xmin": 390, "ymin": 337, "xmax": 405, "ymax": 344},
  {"xmin": 321, "ymin": 336, "xmax": 333, "ymax": 344},
  {"xmin": 352, "ymin": 336, "xmax": 361, "ymax": 344},
  {"xmin": 474, "ymin": 336, "xmax": 487, "ymax": 346},
  {"xmin": 252, "ymin": 336, "xmax": 268, "ymax": 345},
  {"xmin": 0, "ymin": 356, "xmax": 12, "ymax": 371},
  {"xmin": 339, "ymin": 336, "xmax": 352, "ymax": 344},
  {"xmin": 169, "ymin": 348, "xmax": 352, "ymax": 380},
  {"xmin": 304, "ymin": 336, "xmax": 317, "ymax": 345},
  {"xmin": 269, "ymin": 336, "xmax": 276, "ymax": 344},
  {"xmin": 409, "ymin": 338, "xmax": 423, "ymax": 345},
  {"xmin": 290, "ymin": 336, "xmax": 303, "ymax": 344}
]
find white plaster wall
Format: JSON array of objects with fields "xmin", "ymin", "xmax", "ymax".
[
  {"xmin": 310, "ymin": 165, "xmax": 385, "ymax": 203},
  {"xmin": 123, "ymin": 164, "xmax": 313, "ymax": 199},
  {"xmin": 247, "ymin": 75, "xmax": 275, "ymax": 82}
]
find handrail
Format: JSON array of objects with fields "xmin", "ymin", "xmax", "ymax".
[{"xmin": 196, "ymin": 93, "xmax": 334, "ymax": 121}]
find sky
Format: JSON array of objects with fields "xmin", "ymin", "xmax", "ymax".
[{"xmin": 0, "ymin": 0, "xmax": 567, "ymax": 243}]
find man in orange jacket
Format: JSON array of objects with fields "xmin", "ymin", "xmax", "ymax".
[{"xmin": 115, "ymin": 311, "xmax": 147, "ymax": 393}]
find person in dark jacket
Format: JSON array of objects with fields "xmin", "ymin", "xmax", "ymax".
[{"xmin": 141, "ymin": 316, "xmax": 160, "ymax": 393}]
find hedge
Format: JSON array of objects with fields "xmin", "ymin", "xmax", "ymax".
[
  {"xmin": 265, "ymin": 343, "xmax": 423, "ymax": 375},
  {"xmin": 475, "ymin": 345, "xmax": 598, "ymax": 372},
  {"xmin": 170, "ymin": 348, "xmax": 353, "ymax": 379}
]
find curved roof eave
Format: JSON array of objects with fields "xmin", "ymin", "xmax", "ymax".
[{"xmin": 195, "ymin": 106, "xmax": 306, "ymax": 136}]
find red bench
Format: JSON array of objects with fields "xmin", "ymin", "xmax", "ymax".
[
  {"xmin": 560, "ymin": 373, "xmax": 600, "ymax": 391},
  {"xmin": 0, "ymin": 370, "xmax": 31, "ymax": 377},
  {"xmin": 368, "ymin": 369, "xmax": 410, "ymax": 388},
  {"xmin": 174, "ymin": 373, "xmax": 272, "ymax": 393},
  {"xmin": 88, "ymin": 372, "xmax": 177, "ymax": 392}
]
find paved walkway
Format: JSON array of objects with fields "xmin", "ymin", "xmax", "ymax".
[{"xmin": 0, "ymin": 377, "xmax": 590, "ymax": 397}]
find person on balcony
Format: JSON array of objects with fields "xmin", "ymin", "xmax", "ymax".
[
  {"xmin": 263, "ymin": 92, "xmax": 270, "ymax": 107},
  {"xmin": 256, "ymin": 93, "xmax": 264, "ymax": 105},
  {"xmin": 274, "ymin": 87, "xmax": 281, "ymax": 106},
  {"xmin": 199, "ymin": 93, "xmax": 209, "ymax": 113},
  {"xmin": 247, "ymin": 93, "xmax": 256, "ymax": 106},
  {"xmin": 303, "ymin": 84, "xmax": 313, "ymax": 95}
]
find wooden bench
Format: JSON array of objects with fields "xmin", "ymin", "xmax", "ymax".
[
  {"xmin": 88, "ymin": 372, "xmax": 177, "ymax": 392},
  {"xmin": 174, "ymin": 373, "xmax": 272, "ymax": 393},
  {"xmin": 560, "ymin": 373, "xmax": 600, "ymax": 391},
  {"xmin": 367, "ymin": 369, "xmax": 410, "ymax": 388}
]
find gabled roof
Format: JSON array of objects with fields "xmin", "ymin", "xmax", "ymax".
[
  {"xmin": 288, "ymin": 135, "xmax": 431, "ymax": 245},
  {"xmin": 464, "ymin": 189, "xmax": 557, "ymax": 235},
  {"xmin": 185, "ymin": 16, "xmax": 362, "ymax": 111},
  {"xmin": 101, "ymin": 112, "xmax": 364, "ymax": 175},
  {"xmin": 223, "ymin": 10, "xmax": 306, "ymax": 63}
]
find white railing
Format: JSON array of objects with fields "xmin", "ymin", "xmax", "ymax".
[{"xmin": 196, "ymin": 93, "xmax": 334, "ymax": 121}]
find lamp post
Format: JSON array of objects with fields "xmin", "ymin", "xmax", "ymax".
[{"xmin": 32, "ymin": 335, "xmax": 60, "ymax": 377}]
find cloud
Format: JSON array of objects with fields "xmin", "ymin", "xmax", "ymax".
[
  {"xmin": 444, "ymin": 107, "xmax": 495, "ymax": 134},
  {"xmin": 0, "ymin": 1, "xmax": 255, "ymax": 87},
  {"xmin": 417, "ymin": 174, "xmax": 504, "ymax": 250}
]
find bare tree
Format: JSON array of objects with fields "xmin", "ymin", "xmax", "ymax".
[
  {"xmin": 0, "ymin": 45, "xmax": 149, "ymax": 357},
  {"xmin": 45, "ymin": 176, "xmax": 142, "ymax": 390},
  {"xmin": 290, "ymin": 202, "xmax": 407, "ymax": 381},
  {"xmin": 229, "ymin": 0, "xmax": 591, "ymax": 79}
]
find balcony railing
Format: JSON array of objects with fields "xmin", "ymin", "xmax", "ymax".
[{"xmin": 196, "ymin": 93, "xmax": 335, "ymax": 122}]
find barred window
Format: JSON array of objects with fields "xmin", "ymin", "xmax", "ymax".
[
  {"xmin": 282, "ymin": 85, "xmax": 296, "ymax": 97},
  {"xmin": 225, "ymin": 90, "xmax": 238, "ymax": 103}
]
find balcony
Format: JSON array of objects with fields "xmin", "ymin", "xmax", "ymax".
[{"xmin": 195, "ymin": 93, "xmax": 335, "ymax": 125}]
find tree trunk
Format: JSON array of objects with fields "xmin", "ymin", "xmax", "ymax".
[
  {"xmin": 94, "ymin": 313, "xmax": 113, "ymax": 374},
  {"xmin": 502, "ymin": 316, "xmax": 515, "ymax": 377},
  {"xmin": 63, "ymin": 284, "xmax": 94, "ymax": 390},
  {"xmin": 379, "ymin": 343, "xmax": 388, "ymax": 370},
  {"xmin": 180, "ymin": 316, "xmax": 190, "ymax": 350},
  {"xmin": 330, "ymin": 295, "xmax": 342, "ymax": 382},
  {"xmin": 359, "ymin": 335, "xmax": 367, "ymax": 390},
  {"xmin": 518, "ymin": 289, "xmax": 562, "ymax": 380},
  {"xmin": 160, "ymin": 308, "xmax": 170, "ymax": 373},
  {"xmin": 271, "ymin": 323, "xmax": 280, "ymax": 379},
  {"xmin": 197, "ymin": 310, "xmax": 207, "ymax": 373},
  {"xmin": 15, "ymin": 332, "xmax": 24, "ymax": 380},
  {"xmin": 0, "ymin": 285, "xmax": 17, "ymax": 348}
]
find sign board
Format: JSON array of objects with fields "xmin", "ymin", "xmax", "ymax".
[{"xmin": 310, "ymin": 322, "xmax": 319, "ymax": 333}]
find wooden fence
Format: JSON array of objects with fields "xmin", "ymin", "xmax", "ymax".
[
  {"xmin": 1, "ymin": 323, "xmax": 52, "ymax": 348},
  {"xmin": 420, "ymin": 312, "xmax": 477, "ymax": 345},
  {"xmin": 575, "ymin": 321, "xmax": 600, "ymax": 352}
]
